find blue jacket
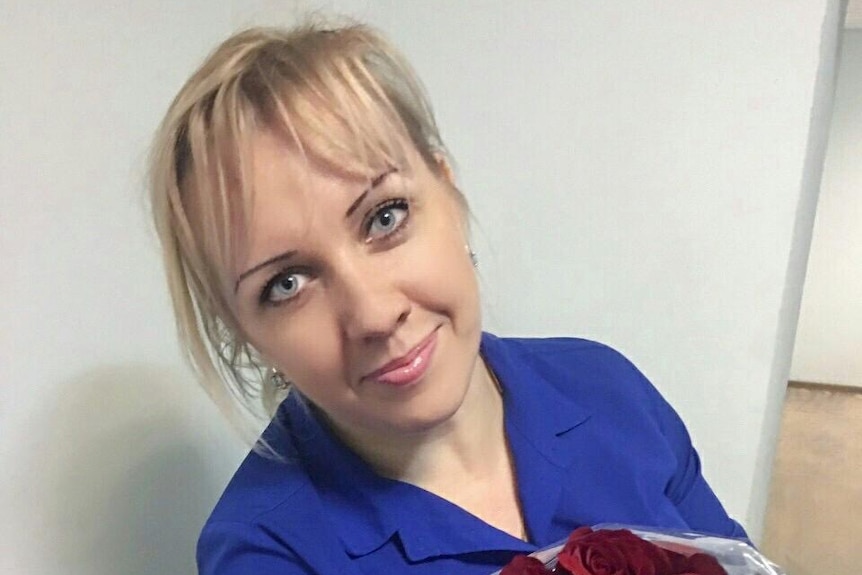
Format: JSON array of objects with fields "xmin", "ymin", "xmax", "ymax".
[{"xmin": 198, "ymin": 333, "xmax": 747, "ymax": 574}]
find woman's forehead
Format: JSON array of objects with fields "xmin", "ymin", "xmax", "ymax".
[
  {"xmin": 249, "ymin": 129, "xmax": 382, "ymax": 186},
  {"xmin": 243, "ymin": 123, "xmax": 426, "ymax": 209},
  {"xmin": 242, "ymin": 131, "xmax": 407, "ymax": 237}
]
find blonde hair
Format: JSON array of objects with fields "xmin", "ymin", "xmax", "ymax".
[{"xmin": 148, "ymin": 20, "xmax": 453, "ymax": 439}]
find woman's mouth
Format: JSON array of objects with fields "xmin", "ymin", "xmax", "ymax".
[{"xmin": 364, "ymin": 330, "xmax": 438, "ymax": 387}]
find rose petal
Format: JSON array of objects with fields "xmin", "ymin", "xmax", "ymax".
[
  {"xmin": 653, "ymin": 541, "xmax": 702, "ymax": 558},
  {"xmin": 566, "ymin": 526, "xmax": 596, "ymax": 543},
  {"xmin": 681, "ymin": 553, "xmax": 728, "ymax": 575},
  {"xmin": 663, "ymin": 548, "xmax": 694, "ymax": 574}
]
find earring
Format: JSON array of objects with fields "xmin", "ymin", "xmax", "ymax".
[
  {"xmin": 269, "ymin": 368, "xmax": 290, "ymax": 391},
  {"xmin": 466, "ymin": 245, "xmax": 478, "ymax": 268}
]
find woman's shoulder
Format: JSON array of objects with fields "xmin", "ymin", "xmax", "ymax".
[
  {"xmin": 483, "ymin": 332, "xmax": 662, "ymax": 412},
  {"xmin": 484, "ymin": 331, "xmax": 631, "ymax": 360},
  {"xmin": 205, "ymin": 445, "xmax": 311, "ymax": 526},
  {"xmin": 197, "ymin": 445, "xmax": 346, "ymax": 575},
  {"xmin": 484, "ymin": 332, "xmax": 647, "ymax": 383}
]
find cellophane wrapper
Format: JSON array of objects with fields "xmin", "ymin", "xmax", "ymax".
[{"xmin": 490, "ymin": 524, "xmax": 786, "ymax": 575}]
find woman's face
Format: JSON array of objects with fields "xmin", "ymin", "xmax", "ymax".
[{"xmin": 229, "ymin": 131, "xmax": 483, "ymax": 438}]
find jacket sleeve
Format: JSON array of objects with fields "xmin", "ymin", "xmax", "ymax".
[
  {"xmin": 642, "ymin": 370, "xmax": 749, "ymax": 541},
  {"xmin": 197, "ymin": 519, "xmax": 316, "ymax": 575}
]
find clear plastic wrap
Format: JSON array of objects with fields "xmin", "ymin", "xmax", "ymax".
[{"xmin": 491, "ymin": 524, "xmax": 786, "ymax": 575}]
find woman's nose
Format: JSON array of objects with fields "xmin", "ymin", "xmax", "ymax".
[{"xmin": 332, "ymin": 257, "xmax": 411, "ymax": 342}]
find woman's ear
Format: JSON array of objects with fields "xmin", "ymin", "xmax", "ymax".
[{"xmin": 433, "ymin": 153, "xmax": 456, "ymax": 186}]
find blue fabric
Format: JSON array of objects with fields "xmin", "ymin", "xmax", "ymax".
[{"xmin": 197, "ymin": 333, "xmax": 747, "ymax": 575}]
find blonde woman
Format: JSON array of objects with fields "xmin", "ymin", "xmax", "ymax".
[{"xmin": 149, "ymin": 21, "xmax": 746, "ymax": 575}]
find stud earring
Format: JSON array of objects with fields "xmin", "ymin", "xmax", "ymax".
[
  {"xmin": 465, "ymin": 244, "xmax": 478, "ymax": 268},
  {"xmin": 269, "ymin": 368, "xmax": 290, "ymax": 391}
]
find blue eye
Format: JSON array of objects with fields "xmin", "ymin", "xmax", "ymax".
[
  {"xmin": 367, "ymin": 199, "xmax": 409, "ymax": 240},
  {"xmin": 262, "ymin": 271, "xmax": 309, "ymax": 305}
]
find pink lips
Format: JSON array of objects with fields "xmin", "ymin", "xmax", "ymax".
[{"xmin": 364, "ymin": 330, "xmax": 438, "ymax": 387}]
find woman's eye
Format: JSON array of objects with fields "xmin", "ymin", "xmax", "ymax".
[
  {"xmin": 366, "ymin": 199, "xmax": 409, "ymax": 240},
  {"xmin": 261, "ymin": 271, "xmax": 310, "ymax": 305}
]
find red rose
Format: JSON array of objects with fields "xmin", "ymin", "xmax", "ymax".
[
  {"xmin": 556, "ymin": 527, "xmax": 673, "ymax": 575},
  {"xmin": 500, "ymin": 554, "xmax": 551, "ymax": 575},
  {"xmin": 673, "ymin": 552, "xmax": 727, "ymax": 575},
  {"xmin": 498, "ymin": 527, "xmax": 728, "ymax": 575},
  {"xmin": 653, "ymin": 541, "xmax": 728, "ymax": 575}
]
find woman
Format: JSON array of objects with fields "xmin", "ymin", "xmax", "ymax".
[{"xmin": 149, "ymin": 21, "xmax": 746, "ymax": 575}]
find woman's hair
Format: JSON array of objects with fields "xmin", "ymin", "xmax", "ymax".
[{"xmin": 148, "ymin": 19, "xmax": 454, "ymax": 437}]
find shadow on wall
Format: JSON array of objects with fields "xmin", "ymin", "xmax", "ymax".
[{"xmin": 39, "ymin": 365, "xmax": 242, "ymax": 575}]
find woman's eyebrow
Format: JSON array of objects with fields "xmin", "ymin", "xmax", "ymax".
[
  {"xmin": 344, "ymin": 190, "xmax": 369, "ymax": 219},
  {"xmin": 234, "ymin": 250, "xmax": 297, "ymax": 293},
  {"xmin": 344, "ymin": 167, "xmax": 397, "ymax": 218}
]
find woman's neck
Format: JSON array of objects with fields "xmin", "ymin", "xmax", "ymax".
[
  {"xmin": 328, "ymin": 357, "xmax": 527, "ymax": 541},
  {"xmin": 335, "ymin": 356, "xmax": 508, "ymax": 489}
]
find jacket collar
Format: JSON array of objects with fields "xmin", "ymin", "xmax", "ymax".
[
  {"xmin": 280, "ymin": 332, "xmax": 592, "ymax": 561},
  {"xmin": 485, "ymin": 333, "xmax": 592, "ymax": 466},
  {"xmin": 485, "ymin": 333, "xmax": 592, "ymax": 544}
]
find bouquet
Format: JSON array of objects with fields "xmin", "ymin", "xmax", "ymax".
[{"xmin": 493, "ymin": 525, "xmax": 785, "ymax": 575}]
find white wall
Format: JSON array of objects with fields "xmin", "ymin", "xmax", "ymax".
[
  {"xmin": 0, "ymin": 4, "xmax": 246, "ymax": 574},
  {"xmin": 0, "ymin": 2, "xmax": 841, "ymax": 573},
  {"xmin": 790, "ymin": 30, "xmax": 862, "ymax": 387}
]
